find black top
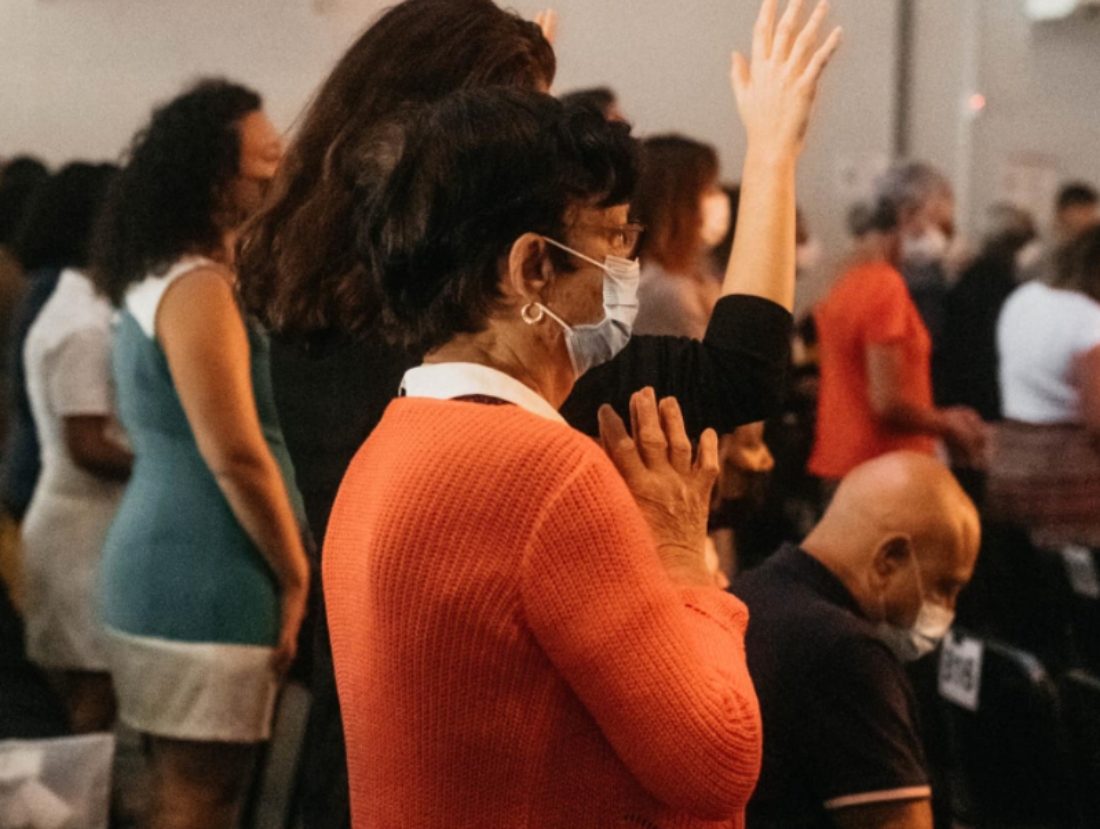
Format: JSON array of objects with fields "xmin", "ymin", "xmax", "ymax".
[
  {"xmin": 273, "ymin": 293, "xmax": 792, "ymax": 542},
  {"xmin": 937, "ymin": 253, "xmax": 1018, "ymax": 419},
  {"xmin": 1, "ymin": 267, "xmax": 61, "ymax": 518},
  {"xmin": 271, "ymin": 293, "xmax": 791, "ymax": 829},
  {"xmin": 731, "ymin": 544, "xmax": 930, "ymax": 829}
]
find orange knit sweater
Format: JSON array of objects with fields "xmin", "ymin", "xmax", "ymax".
[{"xmin": 324, "ymin": 399, "xmax": 762, "ymax": 828}]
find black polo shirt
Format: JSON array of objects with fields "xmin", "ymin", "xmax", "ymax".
[{"xmin": 731, "ymin": 544, "xmax": 931, "ymax": 829}]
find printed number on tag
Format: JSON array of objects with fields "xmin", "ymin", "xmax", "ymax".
[{"xmin": 938, "ymin": 631, "xmax": 984, "ymax": 712}]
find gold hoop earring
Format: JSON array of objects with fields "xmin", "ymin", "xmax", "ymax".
[{"xmin": 521, "ymin": 302, "xmax": 545, "ymax": 325}]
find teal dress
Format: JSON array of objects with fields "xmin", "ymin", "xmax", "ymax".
[{"xmin": 100, "ymin": 257, "xmax": 305, "ymax": 741}]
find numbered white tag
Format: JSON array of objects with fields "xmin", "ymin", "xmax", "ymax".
[
  {"xmin": 938, "ymin": 631, "xmax": 984, "ymax": 712},
  {"xmin": 1061, "ymin": 545, "xmax": 1100, "ymax": 599}
]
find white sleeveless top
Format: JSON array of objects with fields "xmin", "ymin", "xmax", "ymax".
[{"xmin": 125, "ymin": 256, "xmax": 222, "ymax": 339}]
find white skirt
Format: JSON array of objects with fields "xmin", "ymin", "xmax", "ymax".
[
  {"xmin": 105, "ymin": 628, "xmax": 279, "ymax": 743},
  {"xmin": 22, "ymin": 487, "xmax": 121, "ymax": 672}
]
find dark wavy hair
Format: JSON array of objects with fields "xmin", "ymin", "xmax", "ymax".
[
  {"xmin": 92, "ymin": 78, "xmax": 262, "ymax": 305},
  {"xmin": 634, "ymin": 135, "xmax": 719, "ymax": 274},
  {"xmin": 238, "ymin": 0, "xmax": 555, "ymax": 339},
  {"xmin": 559, "ymin": 87, "xmax": 617, "ymax": 118},
  {"xmin": 14, "ymin": 163, "xmax": 118, "ymax": 271},
  {"xmin": 343, "ymin": 88, "xmax": 636, "ymax": 353},
  {"xmin": 0, "ymin": 157, "xmax": 49, "ymax": 247}
]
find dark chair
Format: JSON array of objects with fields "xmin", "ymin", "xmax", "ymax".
[
  {"xmin": 937, "ymin": 628, "xmax": 1077, "ymax": 828},
  {"xmin": 1054, "ymin": 545, "xmax": 1100, "ymax": 674},
  {"xmin": 0, "ymin": 579, "xmax": 69, "ymax": 739},
  {"xmin": 1059, "ymin": 669, "xmax": 1100, "ymax": 828},
  {"xmin": 956, "ymin": 522, "xmax": 1075, "ymax": 672},
  {"xmin": 907, "ymin": 651, "xmax": 958, "ymax": 829}
]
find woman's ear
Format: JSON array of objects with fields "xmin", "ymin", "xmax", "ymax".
[{"xmin": 503, "ymin": 233, "xmax": 551, "ymax": 303}]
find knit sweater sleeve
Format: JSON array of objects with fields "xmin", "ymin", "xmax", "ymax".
[{"xmin": 518, "ymin": 449, "xmax": 763, "ymax": 820}]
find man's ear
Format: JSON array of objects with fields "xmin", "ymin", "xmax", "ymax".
[
  {"xmin": 872, "ymin": 534, "xmax": 913, "ymax": 581},
  {"xmin": 503, "ymin": 232, "xmax": 551, "ymax": 302}
]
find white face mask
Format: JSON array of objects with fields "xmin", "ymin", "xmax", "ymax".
[
  {"xmin": 524, "ymin": 238, "xmax": 641, "ymax": 378},
  {"xmin": 876, "ymin": 550, "xmax": 956, "ymax": 662},
  {"xmin": 700, "ymin": 192, "xmax": 732, "ymax": 249},
  {"xmin": 902, "ymin": 225, "xmax": 950, "ymax": 265}
]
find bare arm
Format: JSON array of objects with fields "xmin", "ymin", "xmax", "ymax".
[
  {"xmin": 63, "ymin": 415, "xmax": 132, "ymax": 481},
  {"xmin": 866, "ymin": 344, "xmax": 950, "ymax": 437},
  {"xmin": 157, "ymin": 268, "xmax": 308, "ymax": 672},
  {"xmin": 867, "ymin": 343, "xmax": 987, "ymax": 467},
  {"xmin": 725, "ymin": 0, "xmax": 842, "ymax": 309},
  {"xmin": 831, "ymin": 798, "xmax": 933, "ymax": 829}
]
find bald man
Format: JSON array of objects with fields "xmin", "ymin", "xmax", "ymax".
[{"xmin": 732, "ymin": 451, "xmax": 980, "ymax": 829}]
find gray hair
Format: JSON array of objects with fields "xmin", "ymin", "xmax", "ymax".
[{"xmin": 875, "ymin": 161, "xmax": 952, "ymax": 215}]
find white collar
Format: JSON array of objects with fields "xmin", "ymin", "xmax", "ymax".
[{"xmin": 399, "ymin": 362, "xmax": 566, "ymax": 425}]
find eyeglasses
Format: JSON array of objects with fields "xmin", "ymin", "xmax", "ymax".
[{"xmin": 575, "ymin": 221, "xmax": 646, "ymax": 259}]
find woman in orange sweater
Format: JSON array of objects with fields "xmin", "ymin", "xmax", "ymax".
[
  {"xmin": 321, "ymin": 8, "xmax": 836, "ymax": 822},
  {"xmin": 322, "ymin": 8, "xmax": 841, "ymax": 827},
  {"xmin": 324, "ymin": 86, "xmax": 757, "ymax": 828}
]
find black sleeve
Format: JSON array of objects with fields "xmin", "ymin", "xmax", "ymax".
[
  {"xmin": 560, "ymin": 294, "xmax": 792, "ymax": 439},
  {"xmin": 802, "ymin": 637, "xmax": 931, "ymax": 810}
]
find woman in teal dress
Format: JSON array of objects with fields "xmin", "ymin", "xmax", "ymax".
[{"xmin": 93, "ymin": 79, "xmax": 309, "ymax": 829}]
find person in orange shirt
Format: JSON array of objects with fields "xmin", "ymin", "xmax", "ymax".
[{"xmin": 810, "ymin": 199, "xmax": 987, "ymax": 484}]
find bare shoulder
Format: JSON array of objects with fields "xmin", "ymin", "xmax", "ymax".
[{"xmin": 155, "ymin": 263, "xmax": 243, "ymax": 345}]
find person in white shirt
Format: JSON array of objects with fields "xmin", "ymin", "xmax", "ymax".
[
  {"xmin": 22, "ymin": 265, "xmax": 132, "ymax": 733},
  {"xmin": 989, "ymin": 225, "xmax": 1100, "ymax": 545}
]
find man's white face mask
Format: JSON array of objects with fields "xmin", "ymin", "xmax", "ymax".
[{"xmin": 876, "ymin": 549, "xmax": 955, "ymax": 662}]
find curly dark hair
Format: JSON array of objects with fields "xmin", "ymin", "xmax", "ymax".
[
  {"xmin": 559, "ymin": 87, "xmax": 618, "ymax": 119},
  {"xmin": 92, "ymin": 78, "xmax": 262, "ymax": 305},
  {"xmin": 348, "ymin": 87, "xmax": 637, "ymax": 354},
  {"xmin": 237, "ymin": 0, "xmax": 555, "ymax": 339},
  {"xmin": 0, "ymin": 156, "xmax": 49, "ymax": 247},
  {"xmin": 14, "ymin": 162, "xmax": 118, "ymax": 271}
]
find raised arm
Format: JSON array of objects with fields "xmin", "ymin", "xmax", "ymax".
[
  {"xmin": 562, "ymin": 1, "xmax": 841, "ymax": 439},
  {"xmin": 725, "ymin": 0, "xmax": 842, "ymax": 308}
]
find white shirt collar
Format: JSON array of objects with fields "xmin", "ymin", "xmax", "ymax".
[{"xmin": 399, "ymin": 362, "xmax": 566, "ymax": 425}]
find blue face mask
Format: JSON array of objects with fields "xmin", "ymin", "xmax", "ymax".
[{"xmin": 522, "ymin": 238, "xmax": 641, "ymax": 378}]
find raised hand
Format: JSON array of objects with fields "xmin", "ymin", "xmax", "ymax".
[
  {"xmin": 599, "ymin": 389, "xmax": 720, "ymax": 587},
  {"xmin": 731, "ymin": 0, "xmax": 843, "ymax": 161}
]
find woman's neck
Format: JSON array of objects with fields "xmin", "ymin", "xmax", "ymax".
[{"xmin": 425, "ymin": 326, "xmax": 575, "ymax": 410}]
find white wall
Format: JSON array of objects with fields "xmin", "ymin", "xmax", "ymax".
[
  {"xmin": 0, "ymin": 0, "xmax": 367, "ymax": 161},
  {"xmin": 0, "ymin": 0, "xmax": 901, "ymax": 306},
  {"xmin": 909, "ymin": 0, "xmax": 1100, "ymax": 238},
  {"xmin": 5, "ymin": 0, "xmax": 1099, "ymax": 292}
]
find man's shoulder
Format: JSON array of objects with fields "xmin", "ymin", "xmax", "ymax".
[
  {"xmin": 735, "ymin": 553, "xmax": 871, "ymax": 639},
  {"xmin": 817, "ymin": 261, "xmax": 906, "ymax": 323}
]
